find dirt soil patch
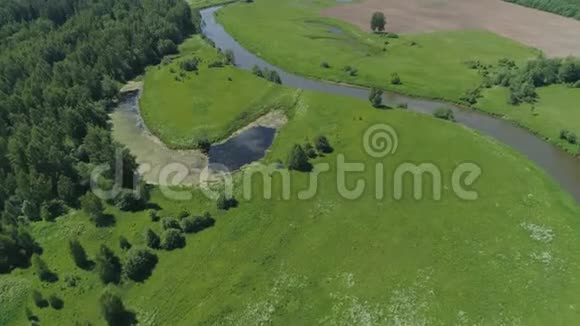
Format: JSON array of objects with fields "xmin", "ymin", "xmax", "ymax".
[{"xmin": 321, "ymin": 0, "xmax": 580, "ymax": 57}]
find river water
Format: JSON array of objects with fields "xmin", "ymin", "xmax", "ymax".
[{"xmin": 200, "ymin": 6, "xmax": 580, "ymax": 201}]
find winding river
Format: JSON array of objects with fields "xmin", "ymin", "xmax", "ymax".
[{"xmin": 200, "ymin": 6, "xmax": 580, "ymax": 201}]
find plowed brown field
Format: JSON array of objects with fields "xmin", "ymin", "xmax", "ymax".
[{"xmin": 322, "ymin": 0, "xmax": 580, "ymax": 57}]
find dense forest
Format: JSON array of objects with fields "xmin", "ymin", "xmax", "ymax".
[
  {"xmin": 0, "ymin": 0, "xmax": 195, "ymax": 274},
  {"xmin": 505, "ymin": 0, "xmax": 580, "ymax": 20}
]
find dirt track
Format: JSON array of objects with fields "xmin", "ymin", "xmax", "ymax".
[{"xmin": 321, "ymin": 0, "xmax": 580, "ymax": 57}]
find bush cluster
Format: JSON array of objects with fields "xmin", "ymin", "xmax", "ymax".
[{"xmin": 252, "ymin": 65, "xmax": 282, "ymax": 84}]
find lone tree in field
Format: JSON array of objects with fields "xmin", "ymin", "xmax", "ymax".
[{"xmin": 371, "ymin": 12, "xmax": 386, "ymax": 32}]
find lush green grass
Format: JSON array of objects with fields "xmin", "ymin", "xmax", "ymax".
[
  {"xmin": 216, "ymin": 0, "xmax": 580, "ymax": 153},
  {"xmin": 217, "ymin": 0, "xmax": 537, "ymax": 102},
  {"xmin": 2, "ymin": 88, "xmax": 580, "ymax": 324},
  {"xmin": 477, "ymin": 85, "xmax": 580, "ymax": 154},
  {"xmin": 140, "ymin": 36, "xmax": 293, "ymax": 148}
]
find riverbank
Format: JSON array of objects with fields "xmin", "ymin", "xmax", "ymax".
[
  {"xmin": 216, "ymin": 0, "xmax": 580, "ymax": 156},
  {"xmin": 200, "ymin": 5, "xmax": 580, "ymax": 201}
]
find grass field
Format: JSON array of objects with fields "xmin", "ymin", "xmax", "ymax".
[
  {"xmin": 2, "ymin": 88, "xmax": 580, "ymax": 324},
  {"xmin": 217, "ymin": 0, "xmax": 536, "ymax": 102},
  {"xmin": 139, "ymin": 36, "xmax": 293, "ymax": 148},
  {"xmin": 216, "ymin": 0, "xmax": 580, "ymax": 153},
  {"xmin": 2, "ymin": 2, "xmax": 580, "ymax": 324},
  {"xmin": 477, "ymin": 85, "xmax": 580, "ymax": 154}
]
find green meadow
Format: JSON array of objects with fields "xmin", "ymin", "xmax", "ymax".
[
  {"xmin": 477, "ymin": 85, "xmax": 580, "ymax": 154},
  {"xmin": 217, "ymin": 0, "xmax": 537, "ymax": 101},
  {"xmin": 217, "ymin": 0, "xmax": 580, "ymax": 153},
  {"xmin": 3, "ymin": 1, "xmax": 580, "ymax": 325},
  {"xmin": 3, "ymin": 87, "xmax": 580, "ymax": 324},
  {"xmin": 139, "ymin": 36, "xmax": 293, "ymax": 148}
]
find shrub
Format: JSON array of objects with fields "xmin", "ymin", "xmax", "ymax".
[
  {"xmin": 321, "ymin": 62, "xmax": 331, "ymax": 69},
  {"xmin": 303, "ymin": 142, "xmax": 318, "ymax": 159},
  {"xmin": 149, "ymin": 210, "xmax": 160, "ymax": 222},
  {"xmin": 343, "ymin": 65, "xmax": 358, "ymax": 76},
  {"xmin": 569, "ymin": 133, "xmax": 578, "ymax": 144},
  {"xmin": 157, "ymin": 39, "xmax": 177, "ymax": 56},
  {"xmin": 48, "ymin": 294, "xmax": 64, "ymax": 310},
  {"xmin": 22, "ymin": 200, "xmax": 40, "ymax": 221},
  {"xmin": 287, "ymin": 144, "xmax": 311, "ymax": 172},
  {"xmin": 224, "ymin": 49, "xmax": 235, "ymax": 65},
  {"xmin": 433, "ymin": 108, "xmax": 456, "ymax": 122},
  {"xmin": 32, "ymin": 290, "xmax": 48, "ymax": 308},
  {"xmin": 181, "ymin": 213, "xmax": 216, "ymax": 234},
  {"xmin": 41, "ymin": 200, "xmax": 66, "ymax": 222},
  {"xmin": 96, "ymin": 245, "xmax": 121, "ymax": 285},
  {"xmin": 217, "ymin": 194, "xmax": 239, "ymax": 210},
  {"xmin": 559, "ymin": 129, "xmax": 578, "ymax": 144},
  {"xmin": 196, "ymin": 137, "xmax": 211, "ymax": 154},
  {"xmin": 69, "ymin": 239, "xmax": 91, "ymax": 270},
  {"xmin": 145, "ymin": 228, "xmax": 161, "ymax": 249},
  {"xmin": 25, "ymin": 307, "xmax": 38, "ymax": 322},
  {"xmin": 460, "ymin": 88, "xmax": 482, "ymax": 105},
  {"xmin": 161, "ymin": 229, "xmax": 186, "ymax": 250},
  {"xmin": 100, "ymin": 291, "xmax": 136, "ymax": 326},
  {"xmin": 252, "ymin": 65, "xmax": 264, "ymax": 78},
  {"xmin": 464, "ymin": 60, "xmax": 482, "ymax": 70},
  {"xmin": 267, "ymin": 70, "xmax": 282, "ymax": 84},
  {"xmin": 314, "ymin": 136, "xmax": 333, "ymax": 154},
  {"xmin": 119, "ymin": 236, "xmax": 132, "ymax": 251},
  {"xmin": 368, "ymin": 87, "xmax": 383, "ymax": 108},
  {"xmin": 208, "ymin": 61, "xmax": 224, "ymax": 68},
  {"xmin": 179, "ymin": 58, "xmax": 199, "ymax": 72},
  {"xmin": 80, "ymin": 193, "xmax": 105, "ymax": 225},
  {"xmin": 64, "ymin": 275, "xmax": 80, "ymax": 288},
  {"xmin": 33, "ymin": 255, "xmax": 57, "ymax": 283},
  {"xmin": 370, "ymin": 11, "xmax": 386, "ymax": 32},
  {"xmin": 162, "ymin": 217, "xmax": 181, "ymax": 230},
  {"xmin": 177, "ymin": 210, "xmax": 190, "ymax": 219},
  {"xmin": 125, "ymin": 248, "xmax": 158, "ymax": 282},
  {"xmin": 115, "ymin": 190, "xmax": 146, "ymax": 212},
  {"xmin": 390, "ymin": 73, "xmax": 401, "ymax": 85}
]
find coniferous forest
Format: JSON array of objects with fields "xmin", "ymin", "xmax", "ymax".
[{"xmin": 0, "ymin": 0, "xmax": 195, "ymax": 274}]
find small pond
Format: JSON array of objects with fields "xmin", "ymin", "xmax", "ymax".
[{"xmin": 208, "ymin": 126, "xmax": 277, "ymax": 171}]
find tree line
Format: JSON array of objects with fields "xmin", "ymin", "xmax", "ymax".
[
  {"xmin": 0, "ymin": 0, "xmax": 195, "ymax": 274},
  {"xmin": 463, "ymin": 56, "xmax": 580, "ymax": 106}
]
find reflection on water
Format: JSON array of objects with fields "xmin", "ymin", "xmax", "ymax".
[{"xmin": 209, "ymin": 126, "xmax": 277, "ymax": 171}]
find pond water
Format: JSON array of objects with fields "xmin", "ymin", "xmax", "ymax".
[
  {"xmin": 200, "ymin": 6, "xmax": 580, "ymax": 201},
  {"xmin": 209, "ymin": 126, "xmax": 277, "ymax": 171}
]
